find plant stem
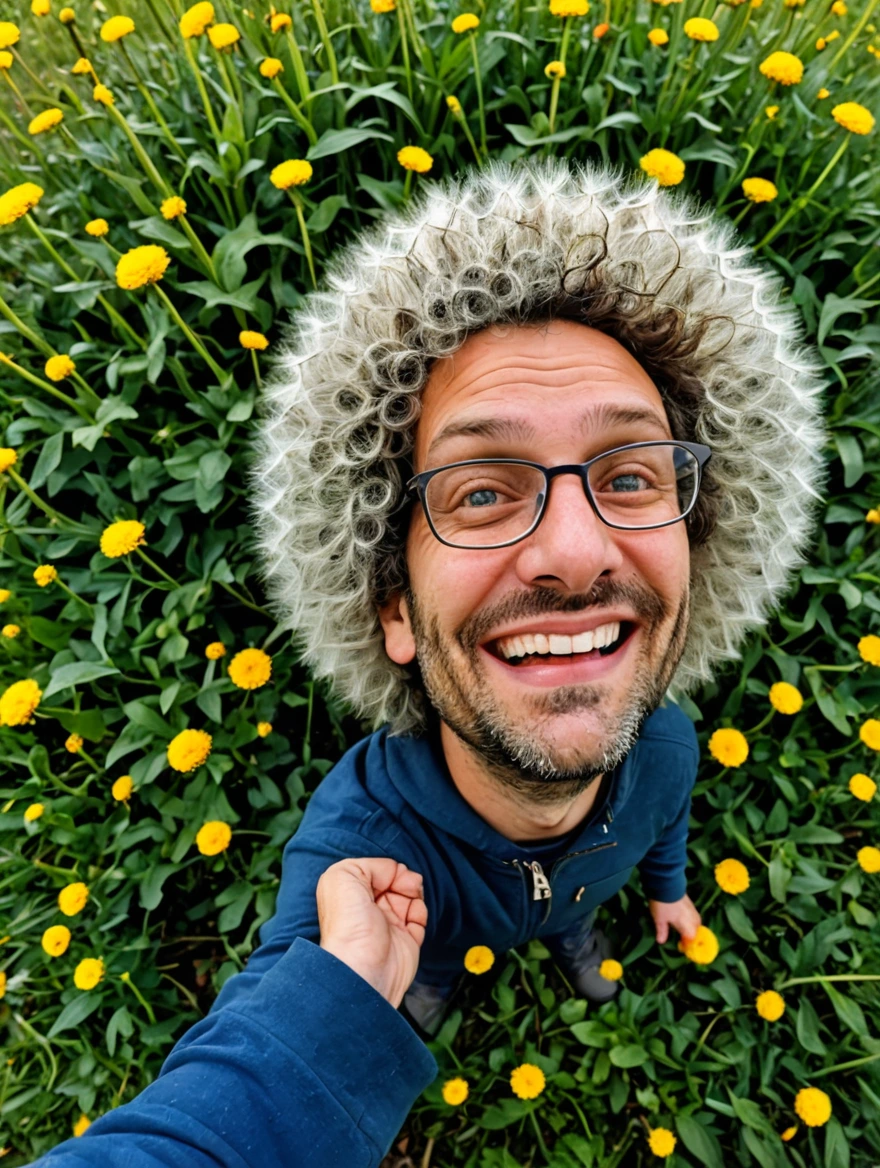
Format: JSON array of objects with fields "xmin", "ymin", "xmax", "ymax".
[
  {"xmin": 283, "ymin": 28, "xmax": 313, "ymax": 106},
  {"xmin": 290, "ymin": 191, "xmax": 317, "ymax": 290},
  {"xmin": 119, "ymin": 40, "xmax": 187, "ymax": 162},
  {"xmin": 151, "ymin": 284, "xmax": 229, "ymax": 382},
  {"xmin": 469, "ymin": 31, "xmax": 486, "ymax": 157},
  {"xmin": 311, "ymin": 0, "xmax": 340, "ymax": 85},
  {"xmin": 396, "ymin": 1, "xmax": 413, "ymax": 103},
  {"xmin": 271, "ymin": 77, "xmax": 318, "ymax": 146},
  {"xmin": 135, "ymin": 546, "xmax": 180, "ymax": 587},
  {"xmin": 0, "ymin": 355, "xmax": 94, "ymax": 421},
  {"xmin": 754, "ymin": 134, "xmax": 850, "ymax": 251},
  {"xmin": 182, "ymin": 35, "xmax": 223, "ymax": 142}
]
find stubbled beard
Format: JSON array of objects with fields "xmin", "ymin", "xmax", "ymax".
[{"xmin": 405, "ymin": 577, "xmax": 690, "ymax": 807}]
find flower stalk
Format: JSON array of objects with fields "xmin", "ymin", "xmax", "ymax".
[
  {"xmin": 283, "ymin": 29, "xmax": 312, "ymax": 107},
  {"xmin": 754, "ymin": 134, "xmax": 851, "ymax": 251},
  {"xmin": 467, "ymin": 29, "xmax": 486, "ymax": 156},
  {"xmin": 150, "ymin": 284, "xmax": 229, "ymax": 382}
]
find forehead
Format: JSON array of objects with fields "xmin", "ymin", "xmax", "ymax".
[{"xmin": 414, "ymin": 320, "xmax": 670, "ymax": 469}]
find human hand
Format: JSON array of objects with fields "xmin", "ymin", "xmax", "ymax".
[
  {"xmin": 648, "ymin": 894, "xmax": 701, "ymax": 945},
  {"xmin": 317, "ymin": 857, "xmax": 428, "ymax": 1009}
]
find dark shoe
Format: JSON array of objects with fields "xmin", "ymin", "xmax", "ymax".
[
  {"xmin": 401, "ymin": 978, "xmax": 457, "ymax": 1038},
  {"xmin": 552, "ymin": 925, "xmax": 620, "ymax": 1003}
]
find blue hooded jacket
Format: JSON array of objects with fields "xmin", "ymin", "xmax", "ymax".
[{"xmin": 32, "ymin": 701, "xmax": 697, "ymax": 1168}]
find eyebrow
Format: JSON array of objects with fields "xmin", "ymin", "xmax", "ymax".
[{"xmin": 424, "ymin": 402, "xmax": 672, "ymax": 465}]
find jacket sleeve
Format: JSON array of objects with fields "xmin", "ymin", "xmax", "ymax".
[
  {"xmin": 636, "ymin": 739, "xmax": 698, "ymax": 903},
  {"xmin": 31, "ymin": 937, "xmax": 438, "ymax": 1168},
  {"xmin": 210, "ymin": 822, "xmax": 426, "ymax": 1014}
]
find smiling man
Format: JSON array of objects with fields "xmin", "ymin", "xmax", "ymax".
[{"xmin": 215, "ymin": 158, "xmax": 825, "ymax": 1036}]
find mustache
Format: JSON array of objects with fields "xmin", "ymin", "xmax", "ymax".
[{"xmin": 464, "ymin": 577, "xmax": 669, "ymax": 650}]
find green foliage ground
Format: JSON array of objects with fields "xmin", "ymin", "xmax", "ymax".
[{"xmin": 0, "ymin": 0, "xmax": 879, "ymax": 1163}]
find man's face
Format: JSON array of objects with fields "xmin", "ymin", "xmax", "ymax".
[{"xmin": 378, "ymin": 320, "xmax": 691, "ymax": 798}]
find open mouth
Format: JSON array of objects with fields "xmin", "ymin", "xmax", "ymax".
[{"xmin": 483, "ymin": 621, "xmax": 636, "ymax": 667}]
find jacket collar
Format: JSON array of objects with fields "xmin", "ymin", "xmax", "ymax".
[{"xmin": 378, "ymin": 709, "xmax": 637, "ymax": 860}]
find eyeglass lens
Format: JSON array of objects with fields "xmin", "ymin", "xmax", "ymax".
[{"xmin": 424, "ymin": 444, "xmax": 699, "ymax": 547}]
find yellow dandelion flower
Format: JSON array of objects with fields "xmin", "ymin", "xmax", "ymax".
[
  {"xmin": 765, "ymin": 104, "xmax": 780, "ymax": 119},
  {"xmin": 780, "ymin": 1125, "xmax": 797, "ymax": 1141},
  {"xmin": 196, "ymin": 820, "xmax": 232, "ymax": 856},
  {"xmin": 0, "ymin": 23, "xmax": 20, "ymax": 49},
  {"xmin": 859, "ymin": 635, "xmax": 880, "ymax": 665},
  {"xmin": 817, "ymin": 87, "xmax": 830, "ymax": 99},
  {"xmin": 228, "ymin": 647, "xmax": 273, "ymax": 690},
  {"xmin": 0, "ymin": 590, "xmax": 10, "ymax": 602},
  {"xmin": 867, "ymin": 508, "xmax": 880, "ymax": 523},
  {"xmin": 684, "ymin": 17, "xmax": 719, "ymax": 40},
  {"xmin": 832, "ymin": 102, "xmax": 875, "ymax": 135},
  {"xmin": 598, "ymin": 958, "xmax": 623, "ymax": 980},
  {"xmin": 714, "ymin": 857, "xmax": 749, "ymax": 894},
  {"xmin": 270, "ymin": 159, "xmax": 313, "ymax": 189},
  {"xmin": 648, "ymin": 1128, "xmax": 676, "ymax": 1158},
  {"xmin": 397, "ymin": 146, "xmax": 434, "ymax": 173},
  {"xmin": 42, "ymin": 925, "xmax": 71, "ymax": 955},
  {"xmin": 100, "ymin": 519, "xmax": 146, "ymax": 557},
  {"xmin": 28, "ymin": 108, "xmax": 64, "ymax": 136},
  {"xmin": 446, "ymin": 94, "xmax": 462, "ymax": 114},
  {"xmin": 857, "ymin": 845, "xmax": 880, "ymax": 873},
  {"xmin": 0, "ymin": 183, "xmax": 44, "ymax": 226},
  {"xmin": 2, "ymin": 624, "xmax": 21, "ymax": 639},
  {"xmin": 32, "ymin": 0, "xmax": 51, "ymax": 15},
  {"xmin": 85, "ymin": 217, "xmax": 108, "ymax": 236},
  {"xmin": 759, "ymin": 51, "xmax": 803, "ymax": 85},
  {"xmin": 0, "ymin": 449, "xmax": 16, "ymax": 474},
  {"xmin": 93, "ymin": 83, "xmax": 115, "ymax": 106},
  {"xmin": 111, "ymin": 774, "xmax": 133, "ymax": 801},
  {"xmin": 260, "ymin": 57, "xmax": 283, "ymax": 78},
  {"xmin": 708, "ymin": 727, "xmax": 749, "ymax": 767},
  {"xmin": 205, "ymin": 641, "xmax": 226, "ymax": 659},
  {"xmin": 464, "ymin": 945, "xmax": 495, "ymax": 973},
  {"xmin": 72, "ymin": 57, "xmax": 92, "ymax": 74},
  {"xmin": 371, "ymin": 0, "xmax": 396, "ymax": 11},
  {"xmin": 270, "ymin": 12, "xmax": 292, "ymax": 30},
  {"xmin": 240, "ymin": 330, "xmax": 269, "ymax": 350},
  {"xmin": 548, "ymin": 0, "xmax": 589, "ymax": 14},
  {"xmin": 769, "ymin": 681, "xmax": 803, "ymax": 714},
  {"xmin": 849, "ymin": 773, "xmax": 876, "ymax": 801},
  {"xmin": 816, "ymin": 36, "xmax": 827, "ymax": 49},
  {"xmin": 180, "ymin": 2, "xmax": 215, "ymax": 37},
  {"xmin": 100, "ymin": 15, "xmax": 135, "ymax": 41},
  {"xmin": 0, "ymin": 971, "xmax": 6, "ymax": 998},
  {"xmin": 167, "ymin": 728, "xmax": 212, "ymax": 773},
  {"xmin": 257, "ymin": 721, "xmax": 273, "ymax": 737},
  {"xmin": 647, "ymin": 28, "xmax": 669, "ymax": 45},
  {"xmin": 0, "ymin": 51, "xmax": 12, "ymax": 69},
  {"xmin": 115, "ymin": 245, "xmax": 169, "ymax": 289},
  {"xmin": 544, "ymin": 59, "xmax": 566, "ymax": 78},
  {"xmin": 33, "ymin": 565, "xmax": 57, "ymax": 586},
  {"xmin": 442, "ymin": 1077, "xmax": 469, "ymax": 1105},
  {"xmin": 784, "ymin": 0, "xmax": 804, "ymax": 5},
  {"xmin": 24, "ymin": 802, "xmax": 45, "ymax": 823},
  {"xmin": 59, "ymin": 7, "xmax": 75, "ymax": 22},
  {"xmin": 44, "ymin": 355, "xmax": 75, "ymax": 381},
  {"xmin": 639, "ymin": 148, "xmax": 685, "ymax": 186},
  {"xmin": 510, "ymin": 1063, "xmax": 545, "ymax": 1100},
  {"xmin": 860, "ymin": 719, "xmax": 880, "ymax": 750},
  {"xmin": 831, "ymin": 0, "xmax": 846, "ymax": 11},
  {"xmin": 794, "ymin": 1087, "xmax": 831, "ymax": 1127},
  {"xmin": 452, "ymin": 12, "xmax": 480, "ymax": 32},
  {"xmin": 826, "ymin": 29, "xmax": 840, "ymax": 40},
  {"xmin": 756, "ymin": 989, "xmax": 785, "ymax": 1021},
  {"xmin": 64, "ymin": 733, "xmax": 83, "ymax": 753},
  {"xmin": 73, "ymin": 1115, "xmax": 91, "ymax": 1137},
  {"xmin": 74, "ymin": 957, "xmax": 104, "ymax": 990},
  {"xmin": 160, "ymin": 195, "xmax": 187, "ymax": 220},
  {"xmin": 208, "ymin": 22, "xmax": 239, "ymax": 48},
  {"xmin": 742, "ymin": 177, "xmax": 778, "ymax": 203},
  {"xmin": 0, "ymin": 679, "xmax": 42, "ymax": 726},
  {"xmin": 679, "ymin": 924, "xmax": 719, "ymax": 965},
  {"xmin": 58, "ymin": 882, "xmax": 89, "ymax": 916}
]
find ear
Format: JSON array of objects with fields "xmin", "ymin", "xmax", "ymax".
[{"xmin": 377, "ymin": 591, "xmax": 417, "ymax": 665}]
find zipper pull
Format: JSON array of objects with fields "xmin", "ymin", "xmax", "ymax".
[{"xmin": 526, "ymin": 860, "xmax": 552, "ymax": 902}]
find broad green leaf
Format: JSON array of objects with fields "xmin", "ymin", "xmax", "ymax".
[
  {"xmin": 796, "ymin": 997, "xmax": 827, "ymax": 1055},
  {"xmin": 675, "ymin": 1113, "xmax": 725, "ymax": 1168},
  {"xmin": 29, "ymin": 431, "xmax": 64, "ymax": 491},
  {"xmin": 608, "ymin": 1044, "xmax": 648, "ymax": 1068},
  {"xmin": 48, "ymin": 994, "xmax": 104, "ymax": 1038},
  {"xmin": 42, "ymin": 662, "xmax": 120, "ymax": 700},
  {"xmin": 307, "ymin": 126, "xmax": 395, "ymax": 161},
  {"xmin": 139, "ymin": 863, "xmax": 179, "ymax": 911}
]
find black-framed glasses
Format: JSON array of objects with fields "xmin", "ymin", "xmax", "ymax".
[{"xmin": 405, "ymin": 440, "xmax": 713, "ymax": 550}]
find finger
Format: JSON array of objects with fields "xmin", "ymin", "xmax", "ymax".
[
  {"xmin": 388, "ymin": 864, "xmax": 425, "ymax": 900},
  {"xmin": 406, "ymin": 896, "xmax": 428, "ymax": 929},
  {"xmin": 656, "ymin": 922, "xmax": 668, "ymax": 943},
  {"xmin": 377, "ymin": 889, "xmax": 414, "ymax": 922},
  {"xmin": 405, "ymin": 920, "xmax": 426, "ymax": 946}
]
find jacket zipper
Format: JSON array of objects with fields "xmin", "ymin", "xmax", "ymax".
[{"xmin": 504, "ymin": 834, "xmax": 619, "ymax": 908}]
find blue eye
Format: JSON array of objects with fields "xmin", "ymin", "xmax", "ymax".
[{"xmin": 610, "ymin": 473, "xmax": 647, "ymax": 492}]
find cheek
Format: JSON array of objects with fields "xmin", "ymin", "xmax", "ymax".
[{"xmin": 629, "ymin": 530, "xmax": 690, "ymax": 601}]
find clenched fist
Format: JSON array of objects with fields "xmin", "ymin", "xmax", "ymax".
[{"xmin": 317, "ymin": 857, "xmax": 428, "ymax": 1009}]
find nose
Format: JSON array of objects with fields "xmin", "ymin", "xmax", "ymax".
[{"xmin": 516, "ymin": 470, "xmax": 625, "ymax": 588}]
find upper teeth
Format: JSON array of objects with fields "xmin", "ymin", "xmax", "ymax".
[{"xmin": 496, "ymin": 621, "xmax": 621, "ymax": 660}]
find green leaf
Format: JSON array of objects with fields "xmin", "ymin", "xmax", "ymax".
[
  {"xmin": 94, "ymin": 167, "xmax": 158, "ymax": 218},
  {"xmin": 176, "ymin": 275, "xmax": 269, "ymax": 313},
  {"xmin": 307, "ymin": 126, "xmax": 395, "ymax": 161},
  {"xmin": 818, "ymin": 295, "xmax": 878, "ymax": 346},
  {"xmin": 608, "ymin": 1044, "xmax": 648, "ymax": 1068},
  {"xmin": 796, "ymin": 997, "xmax": 827, "ymax": 1055},
  {"xmin": 129, "ymin": 216, "xmax": 192, "ymax": 251},
  {"xmin": 27, "ymin": 615, "xmax": 70, "ymax": 651},
  {"xmin": 106, "ymin": 1006, "xmax": 134, "ymax": 1058},
  {"xmin": 726, "ymin": 1091, "xmax": 771, "ymax": 1133},
  {"xmin": 48, "ymin": 993, "xmax": 104, "ymax": 1038},
  {"xmin": 29, "ymin": 431, "xmax": 64, "ymax": 491},
  {"xmin": 823, "ymin": 1118, "xmax": 850, "ymax": 1168},
  {"xmin": 725, "ymin": 899, "xmax": 758, "ymax": 943},
  {"xmin": 52, "ymin": 708, "xmax": 107, "ymax": 742},
  {"xmin": 822, "ymin": 982, "xmax": 867, "ymax": 1038},
  {"xmin": 768, "ymin": 855, "xmax": 791, "ymax": 903},
  {"xmin": 122, "ymin": 699, "xmax": 175, "ymax": 737},
  {"xmin": 42, "ymin": 662, "xmax": 120, "ymax": 701},
  {"xmin": 479, "ymin": 1098, "xmax": 534, "ymax": 1130},
  {"xmin": 675, "ymin": 1113, "xmax": 725, "ymax": 1168},
  {"xmin": 306, "ymin": 195, "xmax": 350, "ymax": 235},
  {"xmin": 139, "ymin": 863, "xmax": 179, "ymax": 911}
]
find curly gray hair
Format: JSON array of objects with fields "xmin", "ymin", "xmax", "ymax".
[{"xmin": 249, "ymin": 157, "xmax": 828, "ymax": 738}]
